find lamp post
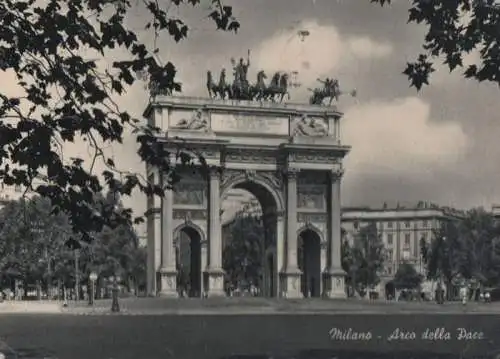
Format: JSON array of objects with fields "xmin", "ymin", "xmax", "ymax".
[
  {"xmin": 88, "ymin": 272, "xmax": 97, "ymax": 306},
  {"xmin": 110, "ymin": 275, "xmax": 121, "ymax": 312},
  {"xmin": 74, "ymin": 249, "xmax": 80, "ymax": 301}
]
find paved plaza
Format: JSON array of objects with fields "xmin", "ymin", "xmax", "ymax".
[{"xmin": 59, "ymin": 297, "xmax": 500, "ymax": 315}]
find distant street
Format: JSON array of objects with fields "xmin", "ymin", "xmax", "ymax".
[{"xmin": 0, "ymin": 312, "xmax": 498, "ymax": 358}]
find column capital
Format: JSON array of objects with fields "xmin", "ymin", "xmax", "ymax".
[
  {"xmin": 330, "ymin": 168, "xmax": 345, "ymax": 181},
  {"xmin": 208, "ymin": 165, "xmax": 222, "ymax": 179},
  {"xmin": 284, "ymin": 168, "xmax": 300, "ymax": 180}
]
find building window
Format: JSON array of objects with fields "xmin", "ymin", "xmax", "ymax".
[
  {"xmin": 387, "ymin": 234, "xmax": 393, "ymax": 246},
  {"xmin": 423, "ymin": 220, "xmax": 428, "ymax": 228},
  {"xmin": 388, "ymin": 222, "xmax": 393, "ymax": 229},
  {"xmin": 405, "ymin": 221, "xmax": 410, "ymax": 228},
  {"xmin": 386, "ymin": 249, "xmax": 393, "ymax": 260},
  {"xmin": 379, "ymin": 222, "xmax": 384, "ymax": 230},
  {"xmin": 404, "ymin": 233, "xmax": 411, "ymax": 247}
]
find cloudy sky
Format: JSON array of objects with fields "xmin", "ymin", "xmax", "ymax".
[{"xmin": 3, "ymin": 0, "xmax": 500, "ymax": 224}]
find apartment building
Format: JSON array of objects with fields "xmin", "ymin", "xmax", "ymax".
[{"xmin": 342, "ymin": 201, "xmax": 465, "ymax": 295}]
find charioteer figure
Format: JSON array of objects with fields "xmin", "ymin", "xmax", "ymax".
[
  {"xmin": 317, "ymin": 77, "xmax": 334, "ymax": 92},
  {"xmin": 232, "ymin": 49, "xmax": 251, "ymax": 85}
]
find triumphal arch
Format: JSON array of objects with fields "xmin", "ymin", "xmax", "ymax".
[{"xmin": 144, "ymin": 62, "xmax": 351, "ymax": 298}]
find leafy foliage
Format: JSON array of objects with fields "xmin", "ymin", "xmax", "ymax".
[
  {"xmin": 0, "ymin": 196, "xmax": 71, "ymax": 286},
  {"xmin": 421, "ymin": 221, "xmax": 464, "ymax": 289},
  {"xmin": 346, "ymin": 222, "xmax": 385, "ymax": 295},
  {"xmin": 393, "ymin": 262, "xmax": 423, "ymax": 290},
  {"xmin": 222, "ymin": 214, "xmax": 265, "ymax": 289},
  {"xmin": 371, "ymin": 0, "xmax": 500, "ymax": 89},
  {"xmin": 421, "ymin": 209, "xmax": 500, "ymax": 297},
  {"xmin": 0, "ymin": 193, "xmax": 145, "ymax": 293},
  {"xmin": 0, "ymin": 0, "xmax": 239, "ymax": 241},
  {"xmin": 459, "ymin": 208, "xmax": 499, "ymax": 285}
]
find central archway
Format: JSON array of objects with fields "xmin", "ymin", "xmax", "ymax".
[
  {"xmin": 298, "ymin": 228, "xmax": 322, "ymax": 298},
  {"xmin": 221, "ymin": 174, "xmax": 283, "ymax": 297},
  {"xmin": 175, "ymin": 225, "xmax": 203, "ymax": 297}
]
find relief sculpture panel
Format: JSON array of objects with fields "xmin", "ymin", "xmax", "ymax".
[
  {"xmin": 297, "ymin": 185, "xmax": 326, "ymax": 210},
  {"xmin": 173, "ymin": 181, "xmax": 207, "ymax": 206}
]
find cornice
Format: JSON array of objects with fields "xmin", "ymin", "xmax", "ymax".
[{"xmin": 143, "ymin": 96, "xmax": 344, "ymax": 118}]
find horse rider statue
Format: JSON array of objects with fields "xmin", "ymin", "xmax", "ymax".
[{"xmin": 309, "ymin": 77, "xmax": 356, "ymax": 106}]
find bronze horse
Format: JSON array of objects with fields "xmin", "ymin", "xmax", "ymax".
[
  {"xmin": 206, "ymin": 70, "xmax": 231, "ymax": 99},
  {"xmin": 309, "ymin": 79, "xmax": 356, "ymax": 105},
  {"xmin": 206, "ymin": 69, "xmax": 290, "ymax": 102},
  {"xmin": 261, "ymin": 72, "xmax": 290, "ymax": 102}
]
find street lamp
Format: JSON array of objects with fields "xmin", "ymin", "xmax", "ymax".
[
  {"xmin": 110, "ymin": 275, "xmax": 121, "ymax": 312},
  {"xmin": 88, "ymin": 272, "xmax": 98, "ymax": 306}
]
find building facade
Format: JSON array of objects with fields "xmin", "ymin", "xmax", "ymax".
[{"xmin": 341, "ymin": 202, "xmax": 465, "ymax": 297}]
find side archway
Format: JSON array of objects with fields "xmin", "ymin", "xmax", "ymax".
[
  {"xmin": 174, "ymin": 222, "xmax": 205, "ymax": 297},
  {"xmin": 297, "ymin": 225, "xmax": 323, "ymax": 298}
]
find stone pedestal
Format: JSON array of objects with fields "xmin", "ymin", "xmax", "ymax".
[
  {"xmin": 282, "ymin": 270, "xmax": 303, "ymax": 298},
  {"xmin": 324, "ymin": 268, "xmax": 346, "ymax": 298},
  {"xmin": 206, "ymin": 268, "xmax": 225, "ymax": 297},
  {"xmin": 158, "ymin": 268, "xmax": 178, "ymax": 298}
]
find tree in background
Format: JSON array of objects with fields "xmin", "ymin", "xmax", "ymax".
[
  {"xmin": 340, "ymin": 228, "xmax": 355, "ymax": 296},
  {"xmin": 82, "ymin": 191, "xmax": 144, "ymax": 296},
  {"xmin": 349, "ymin": 222, "xmax": 385, "ymax": 297},
  {"xmin": 0, "ymin": 196, "xmax": 72, "ymax": 298},
  {"xmin": 372, "ymin": 0, "xmax": 500, "ymax": 90},
  {"xmin": 222, "ymin": 214, "xmax": 265, "ymax": 290},
  {"xmin": 421, "ymin": 209, "xmax": 500, "ymax": 300},
  {"xmin": 393, "ymin": 262, "xmax": 423, "ymax": 292},
  {"xmin": 421, "ymin": 220, "xmax": 466, "ymax": 300},
  {"xmin": 0, "ymin": 0, "xmax": 239, "ymax": 241},
  {"xmin": 0, "ymin": 192, "xmax": 145, "ymax": 298},
  {"xmin": 460, "ymin": 208, "xmax": 500, "ymax": 289}
]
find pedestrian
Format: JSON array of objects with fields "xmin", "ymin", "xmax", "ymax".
[{"xmin": 461, "ymin": 286, "xmax": 468, "ymax": 305}]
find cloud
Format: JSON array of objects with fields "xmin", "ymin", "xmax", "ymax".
[
  {"xmin": 342, "ymin": 97, "xmax": 470, "ymax": 177},
  {"xmin": 345, "ymin": 36, "xmax": 393, "ymax": 59},
  {"xmin": 252, "ymin": 19, "xmax": 393, "ymax": 96},
  {"xmin": 432, "ymin": 50, "xmax": 481, "ymax": 85}
]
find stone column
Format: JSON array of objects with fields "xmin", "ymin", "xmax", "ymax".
[
  {"xmin": 159, "ymin": 175, "xmax": 178, "ymax": 297},
  {"xmin": 325, "ymin": 168, "xmax": 346, "ymax": 298},
  {"xmin": 283, "ymin": 169, "xmax": 302, "ymax": 298},
  {"xmin": 206, "ymin": 167, "xmax": 225, "ymax": 297},
  {"xmin": 276, "ymin": 213, "xmax": 285, "ymax": 297}
]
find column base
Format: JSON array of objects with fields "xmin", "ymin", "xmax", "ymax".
[
  {"xmin": 281, "ymin": 268, "xmax": 303, "ymax": 299},
  {"xmin": 158, "ymin": 268, "xmax": 178, "ymax": 298},
  {"xmin": 324, "ymin": 268, "xmax": 346, "ymax": 299},
  {"xmin": 205, "ymin": 267, "xmax": 226, "ymax": 297}
]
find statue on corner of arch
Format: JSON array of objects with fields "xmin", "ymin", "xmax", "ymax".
[
  {"xmin": 173, "ymin": 109, "xmax": 209, "ymax": 131},
  {"xmin": 292, "ymin": 114, "xmax": 328, "ymax": 137}
]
